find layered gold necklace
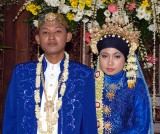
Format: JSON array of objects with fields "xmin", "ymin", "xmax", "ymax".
[{"xmin": 35, "ymin": 52, "xmax": 69, "ymax": 134}]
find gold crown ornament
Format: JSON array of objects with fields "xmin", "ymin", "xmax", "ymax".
[
  {"xmin": 89, "ymin": 11, "xmax": 140, "ymax": 89},
  {"xmin": 38, "ymin": 13, "xmax": 69, "ymax": 29}
]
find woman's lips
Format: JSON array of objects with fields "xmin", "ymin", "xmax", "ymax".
[{"xmin": 106, "ymin": 68, "xmax": 115, "ymax": 72}]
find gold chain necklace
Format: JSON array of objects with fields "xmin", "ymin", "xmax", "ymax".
[
  {"xmin": 35, "ymin": 52, "xmax": 69, "ymax": 134},
  {"xmin": 41, "ymin": 68, "xmax": 63, "ymax": 112}
]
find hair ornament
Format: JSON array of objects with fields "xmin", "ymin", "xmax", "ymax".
[{"xmin": 89, "ymin": 9, "xmax": 140, "ymax": 89}]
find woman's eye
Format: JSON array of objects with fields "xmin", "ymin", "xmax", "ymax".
[
  {"xmin": 115, "ymin": 55, "xmax": 121, "ymax": 58},
  {"xmin": 101, "ymin": 55, "xmax": 108, "ymax": 58}
]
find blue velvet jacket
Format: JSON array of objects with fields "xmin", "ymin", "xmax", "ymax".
[
  {"xmin": 2, "ymin": 57, "xmax": 97, "ymax": 134},
  {"xmin": 102, "ymin": 71, "xmax": 152, "ymax": 134}
]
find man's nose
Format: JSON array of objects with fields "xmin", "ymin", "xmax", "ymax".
[{"xmin": 49, "ymin": 32, "xmax": 55, "ymax": 40}]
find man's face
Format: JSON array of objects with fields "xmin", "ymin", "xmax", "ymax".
[{"xmin": 35, "ymin": 21, "xmax": 72, "ymax": 56}]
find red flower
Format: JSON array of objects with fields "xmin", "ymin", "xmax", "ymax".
[
  {"xmin": 108, "ymin": 4, "xmax": 118, "ymax": 13},
  {"xmin": 85, "ymin": 32, "xmax": 91, "ymax": 43},
  {"xmin": 126, "ymin": 2, "xmax": 136, "ymax": 11},
  {"xmin": 146, "ymin": 55, "xmax": 158, "ymax": 64}
]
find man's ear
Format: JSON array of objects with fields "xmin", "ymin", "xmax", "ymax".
[
  {"xmin": 66, "ymin": 32, "xmax": 72, "ymax": 42},
  {"xmin": 35, "ymin": 35, "xmax": 40, "ymax": 44}
]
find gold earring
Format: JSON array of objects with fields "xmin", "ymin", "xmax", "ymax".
[{"xmin": 123, "ymin": 62, "xmax": 127, "ymax": 71}]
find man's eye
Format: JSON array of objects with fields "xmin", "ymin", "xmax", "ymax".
[
  {"xmin": 42, "ymin": 31, "xmax": 48, "ymax": 34},
  {"xmin": 55, "ymin": 30, "xmax": 62, "ymax": 33}
]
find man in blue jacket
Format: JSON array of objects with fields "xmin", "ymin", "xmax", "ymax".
[{"xmin": 3, "ymin": 12, "xmax": 97, "ymax": 134}]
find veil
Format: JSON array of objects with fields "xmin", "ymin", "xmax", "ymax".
[{"xmin": 135, "ymin": 54, "xmax": 154, "ymax": 134}]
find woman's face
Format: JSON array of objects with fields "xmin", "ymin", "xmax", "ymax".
[{"xmin": 99, "ymin": 48, "xmax": 125, "ymax": 75}]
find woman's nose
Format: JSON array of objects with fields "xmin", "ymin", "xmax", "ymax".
[{"xmin": 108, "ymin": 58, "xmax": 113, "ymax": 66}]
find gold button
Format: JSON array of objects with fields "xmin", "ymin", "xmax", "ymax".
[
  {"xmin": 48, "ymin": 96, "xmax": 51, "ymax": 98},
  {"xmin": 51, "ymin": 73, "xmax": 54, "ymax": 76},
  {"xmin": 50, "ymin": 84, "xmax": 53, "ymax": 87}
]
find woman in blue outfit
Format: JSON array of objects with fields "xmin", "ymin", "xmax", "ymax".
[
  {"xmin": 2, "ymin": 13, "xmax": 97, "ymax": 134},
  {"xmin": 89, "ymin": 13, "xmax": 154, "ymax": 134}
]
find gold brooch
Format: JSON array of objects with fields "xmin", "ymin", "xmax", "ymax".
[
  {"xmin": 106, "ymin": 92, "xmax": 115, "ymax": 101},
  {"xmin": 104, "ymin": 121, "xmax": 112, "ymax": 133},
  {"xmin": 109, "ymin": 84, "xmax": 118, "ymax": 90},
  {"xmin": 103, "ymin": 105, "xmax": 111, "ymax": 116},
  {"xmin": 45, "ymin": 13, "xmax": 56, "ymax": 21}
]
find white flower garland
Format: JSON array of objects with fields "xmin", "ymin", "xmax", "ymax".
[
  {"xmin": 95, "ymin": 58, "xmax": 104, "ymax": 134},
  {"xmin": 34, "ymin": 52, "xmax": 69, "ymax": 134}
]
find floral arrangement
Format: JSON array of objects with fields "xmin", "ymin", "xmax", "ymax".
[
  {"xmin": 85, "ymin": 0, "xmax": 159, "ymax": 70},
  {"xmin": 14, "ymin": 0, "xmax": 102, "ymax": 33},
  {"xmin": 12, "ymin": 0, "xmax": 159, "ymax": 75},
  {"xmin": 14, "ymin": 0, "xmax": 160, "ymax": 51},
  {"xmin": 1, "ymin": 0, "xmax": 156, "ymax": 70},
  {"xmin": 3, "ymin": 0, "xmax": 160, "ymax": 65}
]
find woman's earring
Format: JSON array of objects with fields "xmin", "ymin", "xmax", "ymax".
[
  {"xmin": 37, "ymin": 44, "xmax": 40, "ymax": 59},
  {"xmin": 123, "ymin": 62, "xmax": 127, "ymax": 71}
]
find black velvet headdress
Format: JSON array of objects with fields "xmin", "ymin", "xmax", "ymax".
[{"xmin": 97, "ymin": 35, "xmax": 129, "ymax": 60}]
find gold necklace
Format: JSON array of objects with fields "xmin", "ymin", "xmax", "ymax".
[
  {"xmin": 34, "ymin": 52, "xmax": 69, "ymax": 134},
  {"xmin": 41, "ymin": 68, "xmax": 63, "ymax": 113},
  {"xmin": 105, "ymin": 77, "xmax": 123, "ymax": 101}
]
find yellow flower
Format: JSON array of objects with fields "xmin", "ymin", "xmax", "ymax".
[
  {"xmin": 79, "ymin": 2, "xmax": 85, "ymax": 9},
  {"xmin": 71, "ymin": 1, "xmax": 78, "ymax": 8},
  {"xmin": 85, "ymin": 0, "xmax": 92, "ymax": 7},
  {"xmin": 101, "ymin": 0, "xmax": 106, "ymax": 2},
  {"xmin": 66, "ymin": 13, "xmax": 75, "ymax": 20},
  {"xmin": 69, "ymin": 0, "xmax": 78, "ymax": 3},
  {"xmin": 26, "ymin": 3, "xmax": 41, "ymax": 15},
  {"xmin": 69, "ymin": 0, "xmax": 73, "ymax": 2},
  {"xmin": 141, "ymin": 0, "xmax": 150, "ymax": 8}
]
